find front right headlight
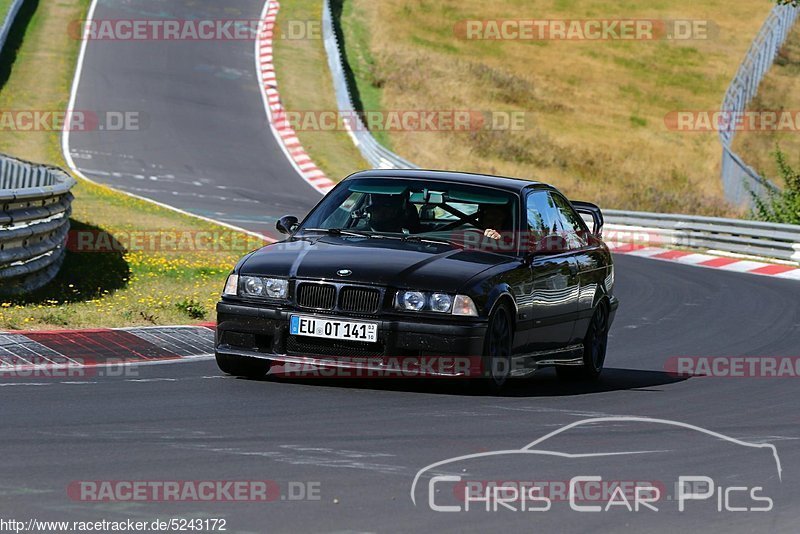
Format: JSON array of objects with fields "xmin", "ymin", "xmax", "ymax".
[{"xmin": 225, "ymin": 275, "xmax": 289, "ymax": 299}]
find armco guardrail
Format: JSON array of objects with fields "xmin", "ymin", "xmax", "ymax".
[
  {"xmin": 604, "ymin": 210, "xmax": 800, "ymax": 264},
  {"xmin": 0, "ymin": 155, "xmax": 76, "ymax": 295},
  {"xmin": 322, "ymin": 0, "xmax": 418, "ymax": 170},
  {"xmin": 321, "ymin": 0, "xmax": 800, "ymax": 266},
  {"xmin": 0, "ymin": 0, "xmax": 25, "ymax": 53},
  {"xmin": 719, "ymin": 3, "xmax": 799, "ymax": 205}
]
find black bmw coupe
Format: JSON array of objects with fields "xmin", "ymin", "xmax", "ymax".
[{"xmin": 215, "ymin": 169, "xmax": 618, "ymax": 389}]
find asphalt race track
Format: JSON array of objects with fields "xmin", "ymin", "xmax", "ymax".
[
  {"xmin": 7, "ymin": 0, "xmax": 797, "ymax": 532},
  {"xmin": 3, "ymin": 255, "xmax": 800, "ymax": 531},
  {"xmin": 65, "ymin": 0, "xmax": 323, "ymax": 234}
]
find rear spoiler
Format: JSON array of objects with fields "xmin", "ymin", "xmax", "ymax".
[{"xmin": 570, "ymin": 200, "xmax": 604, "ymax": 237}]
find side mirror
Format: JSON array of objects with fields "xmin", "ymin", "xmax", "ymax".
[
  {"xmin": 276, "ymin": 215, "xmax": 299, "ymax": 235},
  {"xmin": 570, "ymin": 200, "xmax": 604, "ymax": 237}
]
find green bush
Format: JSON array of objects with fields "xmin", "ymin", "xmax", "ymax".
[
  {"xmin": 750, "ymin": 148, "xmax": 800, "ymax": 224},
  {"xmin": 175, "ymin": 299, "xmax": 207, "ymax": 320}
]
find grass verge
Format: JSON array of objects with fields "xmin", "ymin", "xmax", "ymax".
[
  {"xmin": 329, "ymin": 0, "xmax": 779, "ymax": 215},
  {"xmin": 0, "ymin": 0, "xmax": 260, "ymax": 329}
]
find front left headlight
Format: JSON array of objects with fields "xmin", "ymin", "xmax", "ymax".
[
  {"xmin": 238, "ymin": 275, "xmax": 288, "ymax": 299},
  {"xmin": 398, "ymin": 290, "xmax": 426, "ymax": 311},
  {"xmin": 430, "ymin": 293, "xmax": 453, "ymax": 313}
]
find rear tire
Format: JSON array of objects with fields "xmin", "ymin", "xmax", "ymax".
[
  {"xmin": 480, "ymin": 303, "xmax": 514, "ymax": 393},
  {"xmin": 216, "ymin": 352, "xmax": 272, "ymax": 378},
  {"xmin": 557, "ymin": 301, "xmax": 609, "ymax": 381}
]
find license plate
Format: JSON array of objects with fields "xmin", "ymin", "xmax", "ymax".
[{"xmin": 290, "ymin": 315, "xmax": 378, "ymax": 343}]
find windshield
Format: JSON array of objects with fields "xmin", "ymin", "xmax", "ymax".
[{"xmin": 298, "ymin": 178, "xmax": 519, "ymax": 252}]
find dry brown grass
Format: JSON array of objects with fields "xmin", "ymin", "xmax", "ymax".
[{"xmin": 340, "ymin": 0, "xmax": 778, "ymax": 215}]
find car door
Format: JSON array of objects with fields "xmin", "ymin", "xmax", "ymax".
[
  {"xmin": 524, "ymin": 190, "xmax": 580, "ymax": 351},
  {"xmin": 550, "ymin": 192, "xmax": 607, "ymax": 344}
]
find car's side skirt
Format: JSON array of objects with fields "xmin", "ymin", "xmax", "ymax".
[{"xmin": 511, "ymin": 344, "xmax": 585, "ymax": 376}]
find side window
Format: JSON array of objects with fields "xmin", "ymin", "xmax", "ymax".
[
  {"xmin": 526, "ymin": 191, "xmax": 556, "ymax": 238},
  {"xmin": 549, "ymin": 193, "xmax": 588, "ymax": 249},
  {"xmin": 526, "ymin": 191, "xmax": 567, "ymax": 253}
]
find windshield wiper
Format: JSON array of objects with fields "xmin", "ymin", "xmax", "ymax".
[
  {"xmin": 401, "ymin": 235, "xmax": 460, "ymax": 247},
  {"xmin": 301, "ymin": 228, "xmax": 456, "ymax": 246},
  {"xmin": 300, "ymin": 228, "xmax": 380, "ymax": 238}
]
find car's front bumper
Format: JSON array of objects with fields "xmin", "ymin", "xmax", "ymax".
[{"xmin": 215, "ymin": 301, "xmax": 488, "ymax": 377}]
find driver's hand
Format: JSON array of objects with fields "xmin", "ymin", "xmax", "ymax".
[{"xmin": 484, "ymin": 228, "xmax": 501, "ymax": 240}]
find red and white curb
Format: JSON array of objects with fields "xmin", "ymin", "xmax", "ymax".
[
  {"xmin": 610, "ymin": 244, "xmax": 800, "ymax": 281},
  {"xmin": 0, "ymin": 325, "xmax": 215, "ymax": 371},
  {"xmin": 256, "ymin": 0, "xmax": 335, "ymax": 196}
]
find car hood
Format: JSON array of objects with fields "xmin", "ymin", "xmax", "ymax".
[{"xmin": 240, "ymin": 236, "xmax": 513, "ymax": 293}]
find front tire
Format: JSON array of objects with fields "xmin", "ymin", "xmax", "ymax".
[
  {"xmin": 216, "ymin": 352, "xmax": 272, "ymax": 378},
  {"xmin": 557, "ymin": 301, "xmax": 609, "ymax": 381},
  {"xmin": 481, "ymin": 303, "xmax": 514, "ymax": 392}
]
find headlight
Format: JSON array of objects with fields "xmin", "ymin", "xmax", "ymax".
[
  {"xmin": 430, "ymin": 293, "xmax": 453, "ymax": 313},
  {"xmin": 222, "ymin": 274, "xmax": 239, "ymax": 296},
  {"xmin": 264, "ymin": 278, "xmax": 289, "ymax": 299},
  {"xmin": 239, "ymin": 276, "xmax": 288, "ymax": 299},
  {"xmin": 398, "ymin": 291, "xmax": 426, "ymax": 311},
  {"xmin": 395, "ymin": 291, "xmax": 475, "ymax": 315},
  {"xmin": 243, "ymin": 276, "xmax": 264, "ymax": 296}
]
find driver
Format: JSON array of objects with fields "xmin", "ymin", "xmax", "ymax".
[
  {"xmin": 367, "ymin": 194, "xmax": 416, "ymax": 233},
  {"xmin": 479, "ymin": 204, "xmax": 508, "ymax": 240}
]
